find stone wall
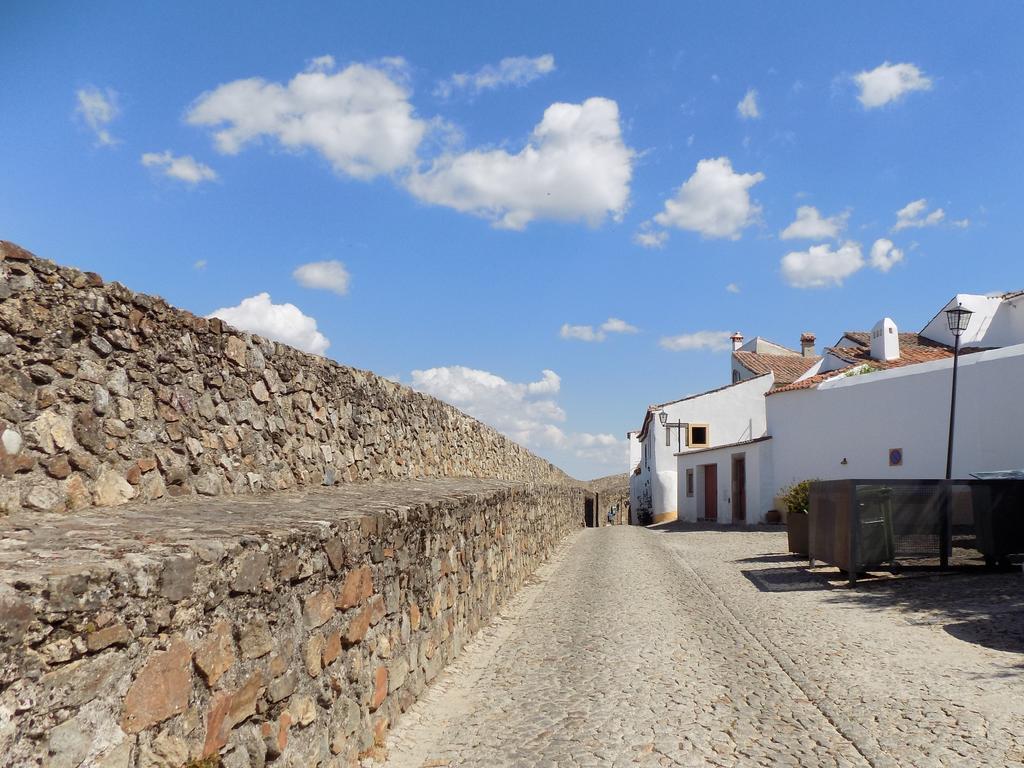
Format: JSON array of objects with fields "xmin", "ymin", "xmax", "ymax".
[
  {"xmin": 586, "ymin": 473, "xmax": 630, "ymax": 526},
  {"xmin": 0, "ymin": 478, "xmax": 585, "ymax": 767},
  {"xmin": 0, "ymin": 241, "xmax": 569, "ymax": 516}
]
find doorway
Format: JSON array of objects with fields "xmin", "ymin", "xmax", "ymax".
[
  {"xmin": 584, "ymin": 497, "xmax": 595, "ymax": 527},
  {"xmin": 703, "ymin": 464, "xmax": 718, "ymax": 522},
  {"xmin": 732, "ymin": 455, "xmax": 746, "ymax": 523}
]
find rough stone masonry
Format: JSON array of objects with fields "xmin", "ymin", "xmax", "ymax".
[
  {"xmin": 0, "ymin": 240, "xmax": 567, "ymax": 515},
  {"xmin": 0, "ymin": 241, "xmax": 585, "ymax": 767}
]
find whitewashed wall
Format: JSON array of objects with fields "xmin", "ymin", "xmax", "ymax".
[
  {"xmin": 627, "ymin": 431, "xmax": 642, "ymax": 524},
  {"xmin": 766, "ymin": 344, "xmax": 1024, "ymax": 498},
  {"xmin": 635, "ymin": 373, "xmax": 772, "ymax": 523},
  {"xmin": 676, "ymin": 439, "xmax": 773, "ymax": 524}
]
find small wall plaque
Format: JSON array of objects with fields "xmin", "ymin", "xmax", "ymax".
[{"xmin": 889, "ymin": 448, "xmax": 903, "ymax": 467}]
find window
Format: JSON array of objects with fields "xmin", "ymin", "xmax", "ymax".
[
  {"xmin": 686, "ymin": 469, "xmax": 694, "ymax": 497},
  {"xmin": 687, "ymin": 424, "xmax": 709, "ymax": 447},
  {"xmin": 732, "ymin": 369, "xmax": 741, "ymax": 384}
]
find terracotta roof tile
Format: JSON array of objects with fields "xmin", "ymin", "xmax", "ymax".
[
  {"xmin": 768, "ymin": 336, "xmax": 962, "ymax": 396},
  {"xmin": 768, "ymin": 369, "xmax": 854, "ymax": 394},
  {"xmin": 732, "ymin": 352, "xmax": 821, "ymax": 385},
  {"xmin": 841, "ymin": 331, "xmax": 950, "ymax": 352}
]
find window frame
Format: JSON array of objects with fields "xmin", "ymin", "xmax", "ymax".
[{"xmin": 687, "ymin": 424, "xmax": 710, "ymax": 448}]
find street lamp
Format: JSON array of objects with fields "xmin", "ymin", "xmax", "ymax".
[
  {"xmin": 657, "ymin": 409, "xmax": 689, "ymax": 452},
  {"xmin": 944, "ymin": 303, "xmax": 973, "ymax": 479}
]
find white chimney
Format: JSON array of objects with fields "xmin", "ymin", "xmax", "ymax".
[
  {"xmin": 870, "ymin": 318, "xmax": 900, "ymax": 361},
  {"xmin": 731, "ymin": 332, "xmax": 744, "ymax": 351}
]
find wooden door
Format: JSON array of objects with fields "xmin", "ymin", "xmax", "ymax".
[
  {"xmin": 703, "ymin": 465, "xmax": 718, "ymax": 521},
  {"xmin": 732, "ymin": 456, "xmax": 746, "ymax": 523}
]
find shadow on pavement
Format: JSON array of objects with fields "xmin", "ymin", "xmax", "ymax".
[
  {"xmin": 734, "ymin": 553, "xmax": 802, "ymax": 564},
  {"xmin": 821, "ymin": 570, "xmax": 1024, "ymax": 657},
  {"xmin": 742, "ymin": 566, "xmax": 837, "ymax": 592}
]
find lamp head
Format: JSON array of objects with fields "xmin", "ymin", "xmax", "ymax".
[
  {"xmin": 945, "ymin": 303, "xmax": 973, "ymax": 337},
  {"xmin": 658, "ymin": 410, "xmax": 668, "ymax": 426}
]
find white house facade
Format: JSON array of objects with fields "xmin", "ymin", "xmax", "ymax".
[
  {"xmin": 630, "ymin": 373, "xmax": 773, "ymax": 524},
  {"xmin": 676, "ymin": 435, "xmax": 774, "ymax": 524},
  {"xmin": 767, "ymin": 342, "xmax": 1024, "ymax": 494}
]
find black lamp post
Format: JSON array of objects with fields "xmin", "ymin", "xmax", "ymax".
[
  {"xmin": 944, "ymin": 303, "xmax": 973, "ymax": 480},
  {"xmin": 658, "ymin": 410, "xmax": 689, "ymax": 452}
]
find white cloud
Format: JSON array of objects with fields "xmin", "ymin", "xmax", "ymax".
[
  {"xmin": 560, "ymin": 317, "xmax": 638, "ymax": 342},
  {"xmin": 780, "ymin": 205, "xmax": 848, "ymax": 240},
  {"xmin": 952, "ymin": 218, "xmax": 970, "ymax": 228},
  {"xmin": 406, "ymin": 97, "xmax": 633, "ymax": 230},
  {"xmin": 633, "ymin": 228, "xmax": 668, "ymax": 249},
  {"xmin": 410, "ymin": 366, "xmax": 564, "ymax": 446},
  {"xmin": 292, "ymin": 260, "xmax": 351, "ymax": 295},
  {"xmin": 436, "ymin": 54, "xmax": 555, "ymax": 98},
  {"xmin": 601, "ymin": 317, "xmax": 638, "ymax": 334},
  {"xmin": 141, "ymin": 151, "xmax": 218, "ymax": 184},
  {"xmin": 781, "ymin": 241, "xmax": 865, "ymax": 288},
  {"xmin": 409, "ymin": 364, "xmax": 623, "ymax": 469},
  {"xmin": 725, "ymin": 283, "xmax": 740, "ymax": 294},
  {"xmin": 652, "ymin": 157, "xmax": 765, "ymax": 239},
  {"xmin": 737, "ymin": 88, "xmax": 760, "ymax": 119},
  {"xmin": 869, "ymin": 238, "xmax": 904, "ymax": 273},
  {"xmin": 208, "ymin": 292, "xmax": 330, "ymax": 355},
  {"xmin": 892, "ymin": 198, "xmax": 945, "ymax": 231},
  {"xmin": 75, "ymin": 86, "xmax": 120, "ymax": 146},
  {"xmin": 658, "ymin": 330, "xmax": 734, "ymax": 352},
  {"xmin": 560, "ymin": 324, "xmax": 603, "ymax": 342},
  {"xmin": 853, "ymin": 61, "xmax": 933, "ymax": 108},
  {"xmin": 573, "ymin": 431, "xmax": 627, "ymax": 466},
  {"xmin": 194, "ymin": 259, "xmax": 207, "ymax": 271},
  {"xmin": 186, "ymin": 57, "xmax": 426, "ymax": 180}
]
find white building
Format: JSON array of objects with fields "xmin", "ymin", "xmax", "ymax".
[
  {"xmin": 767, "ymin": 299, "xmax": 1024, "ymax": 498},
  {"xmin": 627, "ymin": 431, "xmax": 643, "ymax": 525},
  {"xmin": 630, "ymin": 373, "xmax": 773, "ymax": 524},
  {"xmin": 676, "ymin": 292, "xmax": 1024, "ymax": 526},
  {"xmin": 731, "ymin": 332, "xmax": 820, "ymax": 385}
]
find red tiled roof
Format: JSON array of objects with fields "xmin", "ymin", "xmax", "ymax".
[
  {"xmin": 768, "ymin": 369, "xmax": 854, "ymax": 394},
  {"xmin": 767, "ymin": 336, "xmax": 959, "ymax": 395},
  {"xmin": 829, "ymin": 330, "xmax": 955, "ymax": 367},
  {"xmin": 840, "ymin": 331, "xmax": 950, "ymax": 353},
  {"xmin": 732, "ymin": 351, "xmax": 821, "ymax": 385}
]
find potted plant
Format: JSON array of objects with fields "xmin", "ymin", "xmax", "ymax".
[{"xmin": 782, "ymin": 480, "xmax": 814, "ymax": 556}]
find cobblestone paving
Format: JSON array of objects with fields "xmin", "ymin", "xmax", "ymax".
[{"xmin": 380, "ymin": 525, "xmax": 1024, "ymax": 767}]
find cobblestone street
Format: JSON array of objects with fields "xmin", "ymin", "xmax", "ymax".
[{"xmin": 382, "ymin": 525, "xmax": 1024, "ymax": 768}]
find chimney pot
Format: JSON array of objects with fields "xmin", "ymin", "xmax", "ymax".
[
  {"xmin": 800, "ymin": 332, "xmax": 816, "ymax": 357},
  {"xmin": 730, "ymin": 332, "xmax": 744, "ymax": 352}
]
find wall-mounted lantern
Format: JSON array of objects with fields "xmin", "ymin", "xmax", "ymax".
[{"xmin": 658, "ymin": 409, "xmax": 689, "ymax": 451}]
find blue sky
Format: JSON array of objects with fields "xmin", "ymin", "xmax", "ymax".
[{"xmin": 2, "ymin": 2, "xmax": 1021, "ymax": 478}]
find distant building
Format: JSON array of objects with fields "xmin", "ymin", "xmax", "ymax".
[{"xmin": 730, "ymin": 331, "xmax": 820, "ymax": 386}]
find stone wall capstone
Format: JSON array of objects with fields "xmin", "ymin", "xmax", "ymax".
[{"xmin": 0, "ymin": 241, "xmax": 571, "ymax": 515}]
